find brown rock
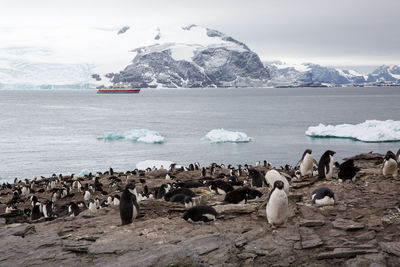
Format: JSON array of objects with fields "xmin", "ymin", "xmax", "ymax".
[
  {"xmin": 299, "ymin": 220, "xmax": 325, "ymax": 227},
  {"xmin": 332, "ymin": 218, "xmax": 365, "ymax": 231},
  {"xmin": 379, "ymin": 242, "xmax": 400, "ymax": 257},
  {"xmin": 316, "ymin": 248, "xmax": 379, "ymax": 259}
]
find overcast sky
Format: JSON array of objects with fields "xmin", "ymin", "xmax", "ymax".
[{"xmin": 1, "ymin": 0, "xmax": 399, "ymax": 72}]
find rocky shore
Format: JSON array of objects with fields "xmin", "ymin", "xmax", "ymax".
[{"xmin": 1, "ymin": 152, "xmax": 400, "ymax": 266}]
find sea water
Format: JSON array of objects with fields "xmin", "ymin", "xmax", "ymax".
[{"xmin": 0, "ymin": 87, "xmax": 399, "ymax": 181}]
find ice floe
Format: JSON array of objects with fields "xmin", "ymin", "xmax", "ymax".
[
  {"xmin": 203, "ymin": 128, "xmax": 252, "ymax": 143},
  {"xmin": 99, "ymin": 129, "xmax": 165, "ymax": 144},
  {"xmin": 305, "ymin": 120, "xmax": 400, "ymax": 142}
]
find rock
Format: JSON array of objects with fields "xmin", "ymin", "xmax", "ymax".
[
  {"xmin": 12, "ymin": 224, "xmax": 36, "ymax": 237},
  {"xmin": 355, "ymin": 231, "xmax": 376, "ymax": 242},
  {"xmin": 299, "ymin": 220, "xmax": 325, "ymax": 227},
  {"xmin": 62, "ymin": 244, "xmax": 89, "ymax": 253},
  {"xmin": 237, "ymin": 253, "xmax": 256, "ymax": 260},
  {"xmin": 332, "ymin": 218, "xmax": 365, "ymax": 231},
  {"xmin": 214, "ymin": 203, "xmax": 257, "ymax": 215},
  {"xmin": 235, "ymin": 237, "xmax": 247, "ymax": 248},
  {"xmin": 379, "ymin": 242, "xmax": 400, "ymax": 257},
  {"xmin": 345, "ymin": 253, "xmax": 386, "ymax": 267},
  {"xmin": 299, "ymin": 227, "xmax": 323, "ymax": 249},
  {"xmin": 316, "ymin": 248, "xmax": 379, "ymax": 260}
]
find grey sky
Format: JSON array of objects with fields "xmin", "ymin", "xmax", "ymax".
[{"xmin": 1, "ymin": 0, "xmax": 399, "ymax": 70}]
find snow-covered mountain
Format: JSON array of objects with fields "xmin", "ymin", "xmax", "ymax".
[
  {"xmin": 265, "ymin": 61, "xmax": 367, "ymax": 86},
  {"xmin": 104, "ymin": 25, "xmax": 269, "ymax": 88},
  {"xmin": 0, "ymin": 24, "xmax": 269, "ymax": 89},
  {"xmin": 366, "ymin": 65, "xmax": 400, "ymax": 83},
  {"xmin": 266, "ymin": 61, "xmax": 400, "ymax": 86}
]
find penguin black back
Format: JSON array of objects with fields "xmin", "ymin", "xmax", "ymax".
[
  {"xmin": 182, "ymin": 205, "xmax": 218, "ymax": 222},
  {"xmin": 337, "ymin": 159, "xmax": 360, "ymax": 180},
  {"xmin": 164, "ymin": 188, "xmax": 196, "ymax": 201},
  {"xmin": 248, "ymin": 169, "xmax": 264, "ymax": 187},
  {"xmin": 120, "ymin": 183, "xmax": 139, "ymax": 225},
  {"xmin": 318, "ymin": 150, "xmax": 336, "ymax": 179}
]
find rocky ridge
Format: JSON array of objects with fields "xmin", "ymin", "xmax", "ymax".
[{"xmin": 1, "ymin": 152, "xmax": 400, "ymax": 266}]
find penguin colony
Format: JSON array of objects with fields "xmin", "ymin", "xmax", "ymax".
[{"xmin": 0, "ymin": 149, "xmax": 399, "ymax": 228}]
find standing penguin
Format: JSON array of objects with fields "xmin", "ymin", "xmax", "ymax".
[
  {"xmin": 318, "ymin": 150, "xmax": 336, "ymax": 180},
  {"xmin": 396, "ymin": 149, "xmax": 400, "ymax": 163},
  {"xmin": 201, "ymin": 167, "xmax": 207, "ymax": 177},
  {"xmin": 298, "ymin": 149, "xmax": 318, "ymax": 177},
  {"xmin": 120, "ymin": 183, "xmax": 140, "ymax": 225},
  {"xmin": 383, "ymin": 151, "xmax": 398, "ymax": 178},
  {"xmin": 248, "ymin": 169, "xmax": 264, "ymax": 188},
  {"xmin": 266, "ymin": 180, "xmax": 288, "ymax": 227},
  {"xmin": 264, "ymin": 170, "xmax": 289, "ymax": 195}
]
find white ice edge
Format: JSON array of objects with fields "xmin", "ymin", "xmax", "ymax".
[
  {"xmin": 203, "ymin": 128, "xmax": 252, "ymax": 143},
  {"xmin": 99, "ymin": 129, "xmax": 165, "ymax": 144},
  {"xmin": 305, "ymin": 120, "xmax": 400, "ymax": 142}
]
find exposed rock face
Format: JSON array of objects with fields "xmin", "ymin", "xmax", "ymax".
[
  {"xmin": 367, "ymin": 65, "xmax": 400, "ymax": 83},
  {"xmin": 110, "ymin": 26, "xmax": 270, "ymax": 88},
  {"xmin": 1, "ymin": 152, "xmax": 400, "ymax": 266}
]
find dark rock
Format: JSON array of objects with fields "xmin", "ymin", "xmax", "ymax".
[
  {"xmin": 316, "ymin": 248, "xmax": 379, "ymax": 260},
  {"xmin": 355, "ymin": 231, "xmax": 376, "ymax": 242},
  {"xmin": 299, "ymin": 220, "xmax": 325, "ymax": 227}
]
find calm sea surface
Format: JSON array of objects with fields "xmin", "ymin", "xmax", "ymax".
[{"xmin": 0, "ymin": 87, "xmax": 399, "ymax": 182}]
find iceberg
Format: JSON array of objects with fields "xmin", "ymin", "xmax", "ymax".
[
  {"xmin": 203, "ymin": 128, "xmax": 252, "ymax": 143},
  {"xmin": 305, "ymin": 120, "xmax": 400, "ymax": 142},
  {"xmin": 136, "ymin": 160, "xmax": 176, "ymax": 170},
  {"xmin": 78, "ymin": 170, "xmax": 90, "ymax": 177},
  {"xmin": 99, "ymin": 129, "xmax": 165, "ymax": 144}
]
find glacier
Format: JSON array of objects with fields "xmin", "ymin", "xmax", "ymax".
[
  {"xmin": 136, "ymin": 160, "xmax": 175, "ymax": 170},
  {"xmin": 99, "ymin": 129, "xmax": 165, "ymax": 144},
  {"xmin": 305, "ymin": 120, "xmax": 400, "ymax": 142},
  {"xmin": 203, "ymin": 129, "xmax": 252, "ymax": 143}
]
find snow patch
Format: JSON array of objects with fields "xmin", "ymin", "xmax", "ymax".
[
  {"xmin": 305, "ymin": 120, "xmax": 400, "ymax": 142},
  {"xmin": 99, "ymin": 129, "xmax": 165, "ymax": 144},
  {"xmin": 203, "ymin": 129, "xmax": 252, "ymax": 143},
  {"xmin": 136, "ymin": 160, "xmax": 175, "ymax": 170}
]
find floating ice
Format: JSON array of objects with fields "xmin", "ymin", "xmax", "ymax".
[
  {"xmin": 203, "ymin": 128, "xmax": 252, "ymax": 143},
  {"xmin": 100, "ymin": 129, "xmax": 165, "ymax": 144},
  {"xmin": 78, "ymin": 170, "xmax": 90, "ymax": 177},
  {"xmin": 305, "ymin": 120, "xmax": 400, "ymax": 142},
  {"xmin": 136, "ymin": 160, "xmax": 176, "ymax": 170}
]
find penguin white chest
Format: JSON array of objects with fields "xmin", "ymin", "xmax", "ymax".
[
  {"xmin": 266, "ymin": 189, "xmax": 288, "ymax": 226},
  {"xmin": 300, "ymin": 154, "xmax": 313, "ymax": 176},
  {"xmin": 326, "ymin": 155, "xmax": 334, "ymax": 179},
  {"xmin": 383, "ymin": 159, "xmax": 398, "ymax": 177}
]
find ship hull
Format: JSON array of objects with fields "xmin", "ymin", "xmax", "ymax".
[{"xmin": 97, "ymin": 89, "xmax": 141, "ymax": 94}]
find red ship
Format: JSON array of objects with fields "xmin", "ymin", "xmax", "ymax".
[{"xmin": 97, "ymin": 85, "xmax": 141, "ymax": 94}]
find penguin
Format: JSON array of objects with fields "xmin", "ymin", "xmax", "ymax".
[
  {"xmin": 113, "ymin": 195, "xmax": 120, "ymax": 206},
  {"xmin": 335, "ymin": 159, "xmax": 360, "ymax": 181},
  {"xmin": 383, "ymin": 151, "xmax": 398, "ymax": 178},
  {"xmin": 68, "ymin": 202, "xmax": 80, "ymax": 216},
  {"xmin": 155, "ymin": 184, "xmax": 168, "ymax": 199},
  {"xmin": 396, "ymin": 149, "xmax": 400, "ymax": 163},
  {"xmin": 207, "ymin": 180, "xmax": 234, "ymax": 195},
  {"xmin": 119, "ymin": 183, "xmax": 140, "ymax": 225},
  {"xmin": 248, "ymin": 169, "xmax": 264, "ymax": 188},
  {"xmin": 201, "ymin": 167, "xmax": 207, "ymax": 177},
  {"xmin": 318, "ymin": 150, "xmax": 336, "ymax": 180},
  {"xmin": 266, "ymin": 180, "xmax": 288, "ymax": 227},
  {"xmin": 164, "ymin": 188, "xmax": 196, "ymax": 201},
  {"xmin": 31, "ymin": 202, "xmax": 42, "ymax": 221},
  {"xmin": 298, "ymin": 149, "xmax": 318, "ymax": 177},
  {"xmin": 176, "ymin": 181, "xmax": 203, "ymax": 188},
  {"xmin": 83, "ymin": 190, "xmax": 91, "ymax": 201},
  {"xmin": 184, "ymin": 196, "xmax": 193, "ymax": 208},
  {"xmin": 182, "ymin": 205, "xmax": 218, "ymax": 223},
  {"xmin": 311, "ymin": 187, "xmax": 335, "ymax": 206},
  {"xmin": 224, "ymin": 188, "xmax": 262, "ymax": 204},
  {"xmin": 169, "ymin": 194, "xmax": 192, "ymax": 205},
  {"xmin": 88, "ymin": 200, "xmax": 97, "ymax": 212},
  {"xmin": 42, "ymin": 201, "xmax": 53, "ymax": 218},
  {"xmin": 264, "ymin": 170, "xmax": 290, "ymax": 195}
]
